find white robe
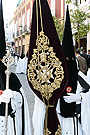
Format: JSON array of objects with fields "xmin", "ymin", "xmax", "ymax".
[
  {"xmin": 56, "ymin": 71, "xmax": 90, "ymax": 135},
  {"xmin": 32, "ymin": 95, "xmax": 45, "ymax": 135},
  {"xmin": 15, "ymin": 57, "xmax": 28, "ymax": 74},
  {"xmin": 87, "ymin": 68, "xmax": 90, "ymax": 84},
  {"xmin": 0, "ymin": 87, "xmax": 31, "ymax": 135},
  {"xmin": 32, "ymin": 71, "xmax": 90, "ymax": 135}
]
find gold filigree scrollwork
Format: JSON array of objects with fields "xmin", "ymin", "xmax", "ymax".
[
  {"xmin": 28, "ymin": 31, "xmax": 64, "ymax": 100},
  {"xmin": 2, "ymin": 50, "xmax": 14, "ymax": 68},
  {"xmin": 55, "ymin": 125, "xmax": 61, "ymax": 135},
  {"xmin": 44, "ymin": 128, "xmax": 51, "ymax": 135}
]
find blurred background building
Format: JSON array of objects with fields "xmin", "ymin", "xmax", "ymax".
[{"xmin": 3, "ymin": 0, "xmax": 90, "ymax": 55}]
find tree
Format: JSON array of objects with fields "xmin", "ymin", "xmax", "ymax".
[
  {"xmin": 52, "ymin": 16, "xmax": 65, "ymax": 43},
  {"xmin": 66, "ymin": 0, "xmax": 90, "ymax": 48}
]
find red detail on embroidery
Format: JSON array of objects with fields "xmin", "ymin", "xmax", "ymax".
[
  {"xmin": 0, "ymin": 90, "xmax": 3, "ymax": 95},
  {"xmin": 66, "ymin": 86, "xmax": 72, "ymax": 92}
]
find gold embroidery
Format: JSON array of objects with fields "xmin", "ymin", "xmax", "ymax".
[
  {"xmin": 28, "ymin": 31, "xmax": 64, "ymax": 100},
  {"xmin": 55, "ymin": 125, "xmax": 61, "ymax": 135},
  {"xmin": 44, "ymin": 128, "xmax": 51, "ymax": 135},
  {"xmin": 28, "ymin": 0, "xmax": 64, "ymax": 134},
  {"xmin": 43, "ymin": 104, "xmax": 54, "ymax": 135}
]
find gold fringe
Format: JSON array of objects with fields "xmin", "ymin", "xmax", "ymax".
[
  {"xmin": 55, "ymin": 125, "xmax": 61, "ymax": 135},
  {"xmin": 44, "ymin": 128, "xmax": 51, "ymax": 135}
]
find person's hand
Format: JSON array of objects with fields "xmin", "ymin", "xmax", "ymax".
[
  {"xmin": 0, "ymin": 89, "xmax": 13, "ymax": 104},
  {"xmin": 63, "ymin": 93, "xmax": 82, "ymax": 103},
  {"xmin": 0, "ymin": 95, "xmax": 10, "ymax": 103},
  {"xmin": 2, "ymin": 89, "xmax": 13, "ymax": 100},
  {"xmin": 0, "ymin": 89, "xmax": 13, "ymax": 103}
]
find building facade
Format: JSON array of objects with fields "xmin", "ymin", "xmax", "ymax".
[
  {"xmin": 13, "ymin": 0, "xmax": 33, "ymax": 55},
  {"xmin": 9, "ymin": 0, "xmax": 65, "ymax": 55},
  {"xmin": 8, "ymin": 0, "xmax": 90, "ymax": 54}
]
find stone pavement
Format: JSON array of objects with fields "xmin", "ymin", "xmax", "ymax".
[{"xmin": 10, "ymin": 64, "xmax": 34, "ymax": 135}]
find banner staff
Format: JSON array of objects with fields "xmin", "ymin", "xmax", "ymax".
[
  {"xmin": 2, "ymin": 47, "xmax": 14, "ymax": 135},
  {"xmin": 0, "ymin": 0, "xmax": 14, "ymax": 134}
]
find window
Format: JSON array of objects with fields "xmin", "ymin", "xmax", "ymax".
[
  {"xmin": 27, "ymin": 9, "xmax": 30, "ymax": 31},
  {"xmin": 15, "ymin": 47, "xmax": 17, "ymax": 54},
  {"xmin": 19, "ymin": 46, "xmax": 21, "ymax": 54},
  {"xmin": 22, "ymin": 15, "xmax": 25, "ymax": 32},
  {"xmin": 19, "ymin": 18, "xmax": 21, "ymax": 27},
  {"xmin": 15, "ymin": 23, "xmax": 17, "ymax": 37},
  {"xmin": 22, "ymin": 45, "xmax": 25, "ymax": 54}
]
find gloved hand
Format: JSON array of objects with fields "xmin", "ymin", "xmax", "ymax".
[
  {"xmin": 63, "ymin": 93, "xmax": 81, "ymax": 103},
  {"xmin": 0, "ymin": 95, "xmax": 10, "ymax": 103},
  {"xmin": 2, "ymin": 89, "xmax": 13, "ymax": 100},
  {"xmin": 0, "ymin": 89, "xmax": 13, "ymax": 104}
]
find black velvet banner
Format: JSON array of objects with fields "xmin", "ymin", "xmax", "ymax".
[{"xmin": 27, "ymin": 0, "xmax": 69, "ymax": 134}]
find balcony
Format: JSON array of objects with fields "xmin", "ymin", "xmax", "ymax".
[{"xmin": 14, "ymin": 25, "xmax": 30, "ymax": 39}]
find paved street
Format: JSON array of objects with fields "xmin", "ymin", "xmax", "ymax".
[{"xmin": 10, "ymin": 64, "xmax": 34, "ymax": 135}]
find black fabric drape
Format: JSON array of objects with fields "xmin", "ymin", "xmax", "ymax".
[
  {"xmin": 27, "ymin": 0, "xmax": 68, "ymax": 134},
  {"xmin": 60, "ymin": 5, "xmax": 78, "ymax": 117}
]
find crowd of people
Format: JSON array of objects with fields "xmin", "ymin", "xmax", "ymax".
[
  {"xmin": 12, "ymin": 3, "xmax": 90, "ymax": 135},
  {"xmin": 12, "ymin": 45, "xmax": 90, "ymax": 135},
  {"xmin": 0, "ymin": 0, "xmax": 31, "ymax": 134},
  {"xmin": 75, "ymin": 47, "xmax": 90, "ymax": 75}
]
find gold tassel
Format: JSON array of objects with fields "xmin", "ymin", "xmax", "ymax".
[{"xmin": 55, "ymin": 125, "xmax": 61, "ymax": 135}]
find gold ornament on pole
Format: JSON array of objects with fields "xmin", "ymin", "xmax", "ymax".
[{"xmin": 2, "ymin": 46, "xmax": 14, "ymax": 135}]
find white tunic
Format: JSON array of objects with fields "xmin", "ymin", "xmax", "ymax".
[
  {"xmin": 32, "ymin": 95, "xmax": 45, "ymax": 135},
  {"xmin": 15, "ymin": 57, "xmax": 28, "ymax": 74},
  {"xmin": 56, "ymin": 71, "xmax": 90, "ymax": 135},
  {"xmin": 0, "ymin": 87, "xmax": 31, "ymax": 135}
]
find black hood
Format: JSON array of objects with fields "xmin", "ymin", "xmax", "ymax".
[{"xmin": 0, "ymin": 0, "xmax": 6, "ymax": 59}]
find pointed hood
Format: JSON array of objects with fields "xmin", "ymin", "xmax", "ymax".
[
  {"xmin": 0, "ymin": 0, "xmax": 6, "ymax": 59},
  {"xmin": 60, "ymin": 5, "xmax": 78, "ymax": 118},
  {"xmin": 62, "ymin": 5, "xmax": 75, "ymax": 58},
  {"xmin": 0, "ymin": 0, "xmax": 6, "ymax": 87}
]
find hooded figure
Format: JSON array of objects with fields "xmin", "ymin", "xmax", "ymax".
[
  {"xmin": 60, "ymin": 5, "xmax": 78, "ymax": 118},
  {"xmin": 27, "ymin": 0, "xmax": 68, "ymax": 134},
  {"xmin": 15, "ymin": 48, "xmax": 27, "ymax": 74},
  {"xmin": 56, "ymin": 5, "xmax": 90, "ymax": 135},
  {"xmin": 0, "ymin": 1, "xmax": 31, "ymax": 134},
  {"xmin": 20, "ymin": 48, "xmax": 25, "ymax": 59}
]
